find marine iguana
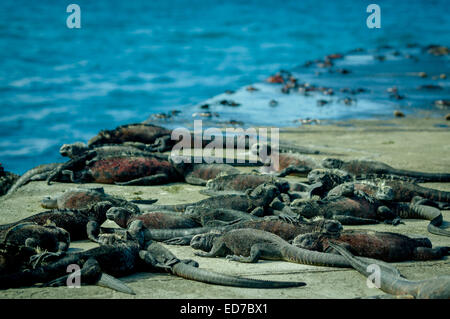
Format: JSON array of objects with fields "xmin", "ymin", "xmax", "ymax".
[
  {"xmin": 323, "ymin": 181, "xmax": 450, "ymax": 236},
  {"xmin": 202, "ymin": 173, "xmax": 291, "ymax": 195},
  {"xmin": 0, "ymin": 202, "xmax": 112, "ymax": 243},
  {"xmin": 252, "ymin": 145, "xmax": 321, "ymax": 176},
  {"xmin": 327, "ymin": 180, "xmax": 450, "ymax": 203},
  {"xmin": 109, "ymin": 211, "xmax": 343, "ymax": 245},
  {"xmin": 0, "ymin": 226, "xmax": 306, "ymax": 292},
  {"xmin": 105, "ymin": 207, "xmax": 201, "ymax": 229},
  {"xmin": 0, "ymin": 166, "xmax": 19, "ymax": 196},
  {"xmin": 329, "ymin": 243, "xmax": 450, "ymax": 299},
  {"xmin": 293, "ymin": 229, "xmax": 449, "ymax": 262},
  {"xmin": 290, "ymin": 194, "xmax": 396, "ymax": 225},
  {"xmin": 47, "ymin": 152, "xmax": 184, "ymax": 186},
  {"xmin": 1, "ymin": 222, "xmax": 70, "ymax": 254},
  {"xmin": 0, "ymin": 244, "xmax": 37, "ymax": 276},
  {"xmin": 51, "ymin": 146, "xmax": 252, "ymax": 186},
  {"xmin": 191, "ymin": 228, "xmax": 399, "ymax": 272},
  {"xmin": 41, "ymin": 187, "xmax": 141, "ymax": 213},
  {"xmin": 144, "ymin": 183, "xmax": 280, "ymax": 216},
  {"xmin": 322, "ymin": 158, "xmax": 450, "ymax": 182},
  {"xmin": 6, "ymin": 163, "xmax": 62, "ymax": 195}
]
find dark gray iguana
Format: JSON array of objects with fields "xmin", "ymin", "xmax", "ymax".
[
  {"xmin": 322, "ymin": 158, "xmax": 450, "ymax": 182},
  {"xmin": 329, "ymin": 243, "xmax": 450, "ymax": 299},
  {"xmin": 0, "ymin": 202, "xmax": 113, "ymax": 243},
  {"xmin": 190, "ymin": 228, "xmax": 401, "ymax": 275},
  {"xmin": 0, "ymin": 224, "xmax": 306, "ymax": 292},
  {"xmin": 6, "ymin": 163, "xmax": 62, "ymax": 195},
  {"xmin": 106, "ymin": 207, "xmax": 343, "ymax": 245},
  {"xmin": 292, "ymin": 229, "xmax": 449, "ymax": 262},
  {"xmin": 41, "ymin": 187, "xmax": 142, "ymax": 213}
]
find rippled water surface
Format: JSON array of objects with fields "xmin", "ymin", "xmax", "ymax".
[{"xmin": 1, "ymin": 0, "xmax": 449, "ymax": 174}]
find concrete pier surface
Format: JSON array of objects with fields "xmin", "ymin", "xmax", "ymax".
[{"xmin": 0, "ymin": 117, "xmax": 449, "ymax": 299}]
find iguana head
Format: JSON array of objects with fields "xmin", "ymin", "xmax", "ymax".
[
  {"xmin": 290, "ymin": 198, "xmax": 321, "ymax": 219},
  {"xmin": 106, "ymin": 207, "xmax": 136, "ymax": 228},
  {"xmin": 190, "ymin": 231, "xmax": 222, "ymax": 252},
  {"xmin": 41, "ymin": 196, "xmax": 58, "ymax": 209},
  {"xmin": 375, "ymin": 182, "xmax": 395, "ymax": 201},
  {"xmin": 59, "ymin": 142, "xmax": 89, "ymax": 159},
  {"xmin": 247, "ymin": 183, "xmax": 279, "ymax": 207}
]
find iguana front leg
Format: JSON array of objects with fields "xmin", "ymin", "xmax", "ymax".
[
  {"xmin": 276, "ymin": 165, "xmax": 310, "ymax": 177},
  {"xmin": 331, "ymin": 215, "xmax": 380, "ymax": 225},
  {"xmin": 87, "ymin": 220, "xmax": 101, "ymax": 243},
  {"xmin": 115, "ymin": 174, "xmax": 169, "ymax": 186},
  {"xmin": 194, "ymin": 242, "xmax": 229, "ymax": 258},
  {"xmin": 226, "ymin": 243, "xmax": 281, "ymax": 263}
]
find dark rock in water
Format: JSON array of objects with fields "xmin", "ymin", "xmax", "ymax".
[
  {"xmin": 0, "ymin": 164, "xmax": 20, "ymax": 196},
  {"xmin": 417, "ymin": 84, "xmax": 443, "ymax": 90},
  {"xmin": 219, "ymin": 100, "xmax": 241, "ymax": 107},
  {"xmin": 394, "ymin": 110, "xmax": 405, "ymax": 118},
  {"xmin": 445, "ymin": 113, "xmax": 450, "ymax": 121},
  {"xmin": 269, "ymin": 99, "xmax": 279, "ymax": 107},
  {"xmin": 435, "ymin": 100, "xmax": 450, "ymax": 109}
]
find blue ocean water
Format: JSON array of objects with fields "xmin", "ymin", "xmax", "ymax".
[{"xmin": 0, "ymin": 0, "xmax": 449, "ymax": 174}]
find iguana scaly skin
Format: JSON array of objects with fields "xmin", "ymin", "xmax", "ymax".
[
  {"xmin": 329, "ymin": 243, "xmax": 450, "ymax": 299},
  {"xmin": 106, "ymin": 207, "xmax": 201, "ymax": 229},
  {"xmin": 390, "ymin": 203, "xmax": 450, "ymax": 237},
  {"xmin": 88, "ymin": 123, "xmax": 172, "ymax": 147},
  {"xmin": 171, "ymin": 162, "xmax": 240, "ymax": 186},
  {"xmin": 191, "ymin": 228, "xmax": 399, "ymax": 272},
  {"xmin": 1, "ymin": 223, "xmax": 70, "ymax": 254},
  {"xmin": 184, "ymin": 206, "xmax": 260, "ymax": 226},
  {"xmin": 119, "ymin": 216, "xmax": 342, "ymax": 245},
  {"xmin": 0, "ymin": 244, "xmax": 36, "ymax": 276},
  {"xmin": 293, "ymin": 229, "xmax": 449, "ymax": 262},
  {"xmin": 6, "ymin": 163, "xmax": 62, "ymax": 195},
  {"xmin": 41, "ymin": 187, "xmax": 140, "ymax": 213},
  {"xmin": 322, "ymin": 158, "xmax": 450, "ymax": 182},
  {"xmin": 290, "ymin": 195, "xmax": 394, "ymax": 225},
  {"xmin": 0, "ymin": 228, "xmax": 306, "ymax": 291},
  {"xmin": 0, "ymin": 202, "xmax": 112, "ymax": 243},
  {"xmin": 145, "ymin": 183, "xmax": 280, "ymax": 216},
  {"xmin": 203, "ymin": 173, "xmax": 290, "ymax": 194},
  {"xmin": 327, "ymin": 180, "xmax": 450, "ymax": 203}
]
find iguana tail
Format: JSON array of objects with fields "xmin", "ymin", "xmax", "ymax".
[
  {"xmin": 170, "ymin": 262, "xmax": 306, "ymax": 288},
  {"xmin": 394, "ymin": 203, "xmax": 450, "ymax": 237},
  {"xmin": 329, "ymin": 243, "xmax": 450, "ymax": 299},
  {"xmin": 389, "ymin": 169, "xmax": 450, "ymax": 183}
]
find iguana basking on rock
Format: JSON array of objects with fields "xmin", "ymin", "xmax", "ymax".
[
  {"xmin": 6, "ymin": 163, "xmax": 63, "ymax": 195},
  {"xmin": 290, "ymin": 194, "xmax": 396, "ymax": 225},
  {"xmin": 322, "ymin": 158, "xmax": 450, "ymax": 182},
  {"xmin": 327, "ymin": 180, "xmax": 450, "ymax": 204},
  {"xmin": 106, "ymin": 207, "xmax": 201, "ymax": 229},
  {"xmin": 1, "ymin": 222, "xmax": 70, "ymax": 254},
  {"xmin": 144, "ymin": 183, "xmax": 280, "ymax": 216},
  {"xmin": 0, "ymin": 164, "xmax": 19, "ymax": 196},
  {"xmin": 41, "ymin": 187, "xmax": 142, "ymax": 213},
  {"xmin": 293, "ymin": 229, "xmax": 449, "ymax": 262},
  {"xmin": 191, "ymin": 228, "xmax": 400, "ymax": 273},
  {"xmin": 0, "ymin": 225, "xmax": 306, "ymax": 292},
  {"xmin": 116, "ymin": 215, "xmax": 343, "ymax": 245},
  {"xmin": 329, "ymin": 243, "xmax": 450, "ymax": 299},
  {"xmin": 252, "ymin": 146, "xmax": 321, "ymax": 177},
  {"xmin": 201, "ymin": 173, "xmax": 291, "ymax": 195},
  {"xmin": 0, "ymin": 202, "xmax": 112, "ymax": 243}
]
